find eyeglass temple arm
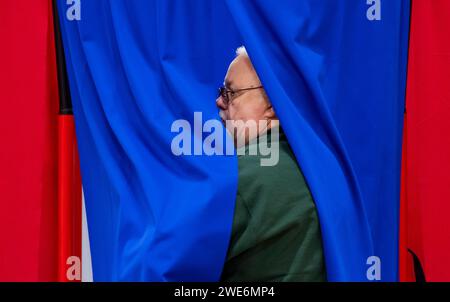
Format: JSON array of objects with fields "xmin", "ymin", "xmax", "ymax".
[{"xmin": 233, "ymin": 86, "xmax": 263, "ymax": 93}]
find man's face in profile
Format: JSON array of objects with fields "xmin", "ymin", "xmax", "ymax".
[{"xmin": 216, "ymin": 53, "xmax": 276, "ymax": 146}]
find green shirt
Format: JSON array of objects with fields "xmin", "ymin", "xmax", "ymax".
[{"xmin": 220, "ymin": 127, "xmax": 327, "ymax": 282}]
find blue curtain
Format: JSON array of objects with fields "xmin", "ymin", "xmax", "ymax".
[
  {"xmin": 57, "ymin": 0, "xmax": 242, "ymax": 281},
  {"xmin": 225, "ymin": 0, "xmax": 410, "ymax": 281},
  {"xmin": 58, "ymin": 0, "xmax": 410, "ymax": 281}
]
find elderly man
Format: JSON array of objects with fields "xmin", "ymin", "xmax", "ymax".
[{"xmin": 216, "ymin": 47, "xmax": 326, "ymax": 282}]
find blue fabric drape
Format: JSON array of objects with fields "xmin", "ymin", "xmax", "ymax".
[
  {"xmin": 57, "ymin": 0, "xmax": 241, "ymax": 281},
  {"xmin": 226, "ymin": 0, "xmax": 410, "ymax": 281},
  {"xmin": 58, "ymin": 0, "xmax": 410, "ymax": 281}
]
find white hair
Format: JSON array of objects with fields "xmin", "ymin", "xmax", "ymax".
[
  {"xmin": 234, "ymin": 46, "xmax": 272, "ymax": 106},
  {"xmin": 236, "ymin": 46, "xmax": 249, "ymax": 58}
]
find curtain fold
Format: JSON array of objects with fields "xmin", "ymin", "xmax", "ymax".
[
  {"xmin": 0, "ymin": 0, "xmax": 59, "ymax": 281},
  {"xmin": 58, "ymin": 0, "xmax": 410, "ymax": 281},
  {"xmin": 226, "ymin": 0, "xmax": 410, "ymax": 281},
  {"xmin": 57, "ymin": 0, "xmax": 241, "ymax": 281},
  {"xmin": 400, "ymin": 0, "xmax": 450, "ymax": 282}
]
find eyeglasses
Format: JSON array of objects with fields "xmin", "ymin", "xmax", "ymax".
[{"xmin": 218, "ymin": 85, "xmax": 263, "ymax": 107}]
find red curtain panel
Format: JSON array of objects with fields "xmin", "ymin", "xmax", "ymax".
[
  {"xmin": 400, "ymin": 0, "xmax": 450, "ymax": 282},
  {"xmin": 0, "ymin": 0, "xmax": 81, "ymax": 281}
]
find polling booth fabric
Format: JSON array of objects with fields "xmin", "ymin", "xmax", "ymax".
[
  {"xmin": 0, "ymin": 0, "xmax": 83, "ymax": 281},
  {"xmin": 53, "ymin": 0, "xmax": 83, "ymax": 282},
  {"xmin": 57, "ymin": 0, "xmax": 410, "ymax": 281},
  {"xmin": 57, "ymin": 0, "xmax": 242, "ymax": 281},
  {"xmin": 226, "ymin": 0, "xmax": 410, "ymax": 281},
  {"xmin": 0, "ymin": 0, "xmax": 82, "ymax": 281},
  {"xmin": 400, "ymin": 0, "xmax": 450, "ymax": 282},
  {"xmin": 0, "ymin": 0, "xmax": 60, "ymax": 281}
]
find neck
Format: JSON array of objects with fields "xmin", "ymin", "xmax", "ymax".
[
  {"xmin": 255, "ymin": 119, "xmax": 279, "ymax": 139},
  {"xmin": 234, "ymin": 119, "xmax": 279, "ymax": 148}
]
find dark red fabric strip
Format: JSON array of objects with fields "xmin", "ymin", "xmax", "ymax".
[{"xmin": 58, "ymin": 115, "xmax": 82, "ymax": 282}]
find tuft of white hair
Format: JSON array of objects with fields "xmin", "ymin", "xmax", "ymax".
[{"xmin": 236, "ymin": 46, "xmax": 249, "ymax": 58}]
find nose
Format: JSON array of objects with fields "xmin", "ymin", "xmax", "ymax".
[{"xmin": 216, "ymin": 96, "xmax": 227, "ymax": 110}]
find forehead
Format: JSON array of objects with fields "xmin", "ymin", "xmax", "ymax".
[{"xmin": 225, "ymin": 55, "xmax": 259, "ymax": 88}]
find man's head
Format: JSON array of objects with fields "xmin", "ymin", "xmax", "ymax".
[{"xmin": 216, "ymin": 47, "xmax": 278, "ymax": 146}]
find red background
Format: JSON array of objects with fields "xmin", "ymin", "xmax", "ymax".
[
  {"xmin": 400, "ymin": 0, "xmax": 450, "ymax": 282},
  {"xmin": 0, "ymin": 0, "xmax": 59, "ymax": 281}
]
